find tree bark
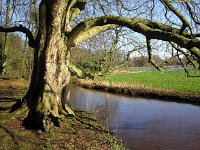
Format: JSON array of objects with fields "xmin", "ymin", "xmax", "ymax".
[
  {"xmin": 23, "ymin": 0, "xmax": 71, "ymax": 131},
  {"xmin": 1, "ymin": 0, "xmax": 10, "ymax": 75}
]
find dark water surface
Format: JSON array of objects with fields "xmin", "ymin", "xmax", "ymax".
[{"xmin": 69, "ymin": 86, "xmax": 200, "ymax": 150}]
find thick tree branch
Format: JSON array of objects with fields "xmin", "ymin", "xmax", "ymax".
[
  {"xmin": 0, "ymin": 25, "xmax": 36, "ymax": 48},
  {"xmin": 68, "ymin": 16, "xmax": 200, "ymax": 50},
  {"xmin": 139, "ymin": 19, "xmax": 200, "ymax": 38},
  {"xmin": 69, "ymin": 0, "xmax": 87, "ymax": 22},
  {"xmin": 72, "ymin": 0, "xmax": 87, "ymax": 12},
  {"xmin": 68, "ymin": 24, "xmax": 118, "ymax": 47},
  {"xmin": 64, "ymin": 0, "xmax": 87, "ymax": 33},
  {"xmin": 67, "ymin": 15, "xmax": 200, "ymax": 67}
]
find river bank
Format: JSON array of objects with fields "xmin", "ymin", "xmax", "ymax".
[
  {"xmin": 0, "ymin": 79, "xmax": 126, "ymax": 150},
  {"xmin": 69, "ymin": 85, "xmax": 200, "ymax": 150},
  {"xmin": 74, "ymin": 78, "xmax": 200, "ymax": 105}
]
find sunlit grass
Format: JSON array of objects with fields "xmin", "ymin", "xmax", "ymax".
[{"xmin": 103, "ymin": 70, "xmax": 200, "ymax": 93}]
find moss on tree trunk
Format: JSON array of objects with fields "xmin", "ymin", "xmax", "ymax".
[{"xmin": 15, "ymin": 0, "xmax": 72, "ymax": 131}]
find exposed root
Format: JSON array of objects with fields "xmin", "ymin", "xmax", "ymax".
[
  {"xmin": 11, "ymin": 106, "xmax": 29, "ymax": 119},
  {"xmin": 74, "ymin": 115, "xmax": 113, "ymax": 134},
  {"xmin": 8, "ymin": 100, "xmax": 29, "ymax": 120},
  {"xmin": 59, "ymin": 107, "xmax": 112, "ymax": 134},
  {"xmin": 10, "ymin": 100, "xmax": 24, "ymax": 113},
  {"xmin": 61, "ymin": 109, "xmax": 113, "ymax": 134},
  {"xmin": 22, "ymin": 109, "xmax": 62, "ymax": 132},
  {"xmin": 64, "ymin": 104, "xmax": 75, "ymax": 116}
]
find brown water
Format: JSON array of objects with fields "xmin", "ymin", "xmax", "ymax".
[{"xmin": 69, "ymin": 86, "xmax": 200, "ymax": 150}]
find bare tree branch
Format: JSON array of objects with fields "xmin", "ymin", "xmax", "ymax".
[
  {"xmin": 146, "ymin": 37, "xmax": 161, "ymax": 71},
  {"xmin": 125, "ymin": 45, "xmax": 146, "ymax": 61},
  {"xmin": 160, "ymin": 0, "xmax": 192, "ymax": 33},
  {"xmin": 0, "ymin": 25, "xmax": 36, "ymax": 48},
  {"xmin": 170, "ymin": 42, "xmax": 199, "ymax": 68},
  {"xmin": 68, "ymin": 16, "xmax": 200, "ymax": 58},
  {"xmin": 184, "ymin": 2, "xmax": 200, "ymax": 26}
]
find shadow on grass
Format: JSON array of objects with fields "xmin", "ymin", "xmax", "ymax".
[
  {"xmin": 0, "ymin": 98, "xmax": 19, "ymax": 102},
  {"xmin": 0, "ymin": 107, "xmax": 10, "ymax": 111},
  {"xmin": 0, "ymin": 123, "xmax": 19, "ymax": 149},
  {"xmin": 0, "ymin": 98, "xmax": 20, "ymax": 111}
]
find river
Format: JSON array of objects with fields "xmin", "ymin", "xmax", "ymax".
[{"xmin": 69, "ymin": 86, "xmax": 200, "ymax": 150}]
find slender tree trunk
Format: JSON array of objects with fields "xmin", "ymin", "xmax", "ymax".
[
  {"xmin": 0, "ymin": 33, "xmax": 3, "ymax": 74},
  {"xmin": 2, "ymin": 0, "xmax": 11, "ymax": 75},
  {"xmin": 0, "ymin": 0, "xmax": 2, "ymax": 74},
  {"xmin": 0, "ymin": 0, "xmax": 2, "ymax": 23},
  {"xmin": 0, "ymin": 1, "xmax": 2, "ymax": 74},
  {"xmin": 22, "ymin": 0, "xmax": 71, "ymax": 131}
]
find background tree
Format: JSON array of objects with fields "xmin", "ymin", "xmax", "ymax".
[
  {"xmin": 0, "ymin": 0, "xmax": 11, "ymax": 75},
  {"xmin": 0, "ymin": 0, "xmax": 200, "ymax": 131},
  {"xmin": 0, "ymin": 0, "xmax": 35, "ymax": 78},
  {"xmin": 0, "ymin": 33, "xmax": 3, "ymax": 73}
]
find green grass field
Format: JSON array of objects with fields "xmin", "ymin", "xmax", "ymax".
[{"xmin": 103, "ymin": 70, "xmax": 200, "ymax": 93}]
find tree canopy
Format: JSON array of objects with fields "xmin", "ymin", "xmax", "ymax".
[{"xmin": 1, "ymin": 0, "xmax": 200, "ymax": 71}]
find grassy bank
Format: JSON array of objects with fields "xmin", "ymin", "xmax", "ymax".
[
  {"xmin": 103, "ymin": 70, "xmax": 200, "ymax": 93},
  {"xmin": 75, "ymin": 70, "xmax": 200, "ymax": 103},
  {"xmin": 0, "ymin": 79, "xmax": 125, "ymax": 150}
]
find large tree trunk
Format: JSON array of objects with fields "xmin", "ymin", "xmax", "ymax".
[{"xmin": 22, "ymin": 0, "xmax": 71, "ymax": 131}]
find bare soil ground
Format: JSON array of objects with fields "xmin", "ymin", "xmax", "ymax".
[{"xmin": 0, "ymin": 79, "xmax": 125, "ymax": 150}]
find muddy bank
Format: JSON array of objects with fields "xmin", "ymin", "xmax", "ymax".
[
  {"xmin": 0, "ymin": 79, "xmax": 126, "ymax": 150},
  {"xmin": 0, "ymin": 106, "xmax": 125, "ymax": 150},
  {"xmin": 74, "ymin": 79, "xmax": 200, "ymax": 105}
]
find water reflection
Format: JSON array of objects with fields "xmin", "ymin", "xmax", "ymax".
[{"xmin": 69, "ymin": 86, "xmax": 200, "ymax": 150}]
